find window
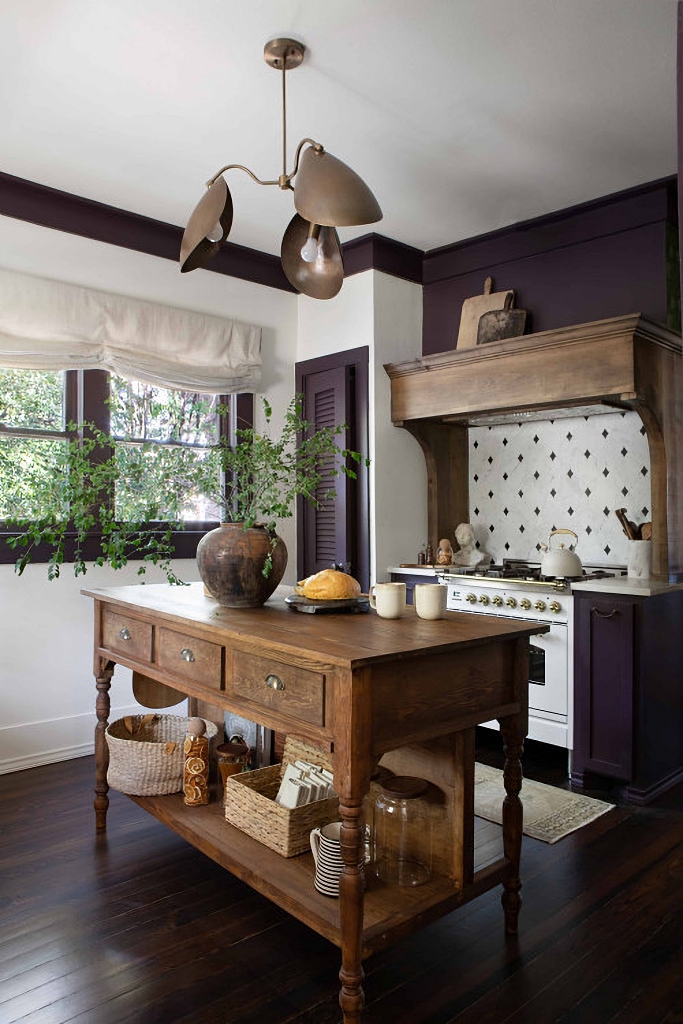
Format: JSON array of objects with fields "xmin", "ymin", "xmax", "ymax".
[{"xmin": 0, "ymin": 367, "xmax": 249, "ymax": 564}]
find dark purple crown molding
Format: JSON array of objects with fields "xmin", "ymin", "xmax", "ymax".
[
  {"xmin": 424, "ymin": 176, "xmax": 678, "ymax": 285},
  {"xmin": 0, "ymin": 170, "xmax": 295, "ymax": 292},
  {"xmin": 341, "ymin": 233, "xmax": 424, "ymax": 283}
]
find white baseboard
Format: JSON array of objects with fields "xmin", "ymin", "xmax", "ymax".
[{"xmin": 0, "ymin": 702, "xmax": 187, "ymax": 774}]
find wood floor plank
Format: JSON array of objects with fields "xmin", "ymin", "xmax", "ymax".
[{"xmin": 2, "ymin": 753, "xmax": 683, "ymax": 1023}]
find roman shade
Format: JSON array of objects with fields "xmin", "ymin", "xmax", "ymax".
[{"xmin": 0, "ymin": 267, "xmax": 261, "ymax": 392}]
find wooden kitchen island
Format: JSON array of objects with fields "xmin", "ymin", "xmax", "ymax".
[{"xmin": 84, "ymin": 583, "xmax": 546, "ymax": 1024}]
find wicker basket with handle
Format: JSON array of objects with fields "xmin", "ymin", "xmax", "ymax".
[
  {"xmin": 224, "ymin": 736, "xmax": 338, "ymax": 857},
  {"xmin": 106, "ymin": 714, "xmax": 218, "ymax": 797}
]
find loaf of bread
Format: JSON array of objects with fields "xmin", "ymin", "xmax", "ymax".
[{"xmin": 295, "ymin": 569, "xmax": 361, "ymax": 601}]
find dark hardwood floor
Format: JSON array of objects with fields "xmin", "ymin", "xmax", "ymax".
[{"xmin": 2, "ymin": 741, "xmax": 683, "ymax": 1024}]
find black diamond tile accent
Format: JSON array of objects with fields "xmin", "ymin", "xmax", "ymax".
[
  {"xmin": 503, "ymin": 507, "xmax": 509, "ymax": 516},
  {"xmin": 533, "ymin": 435, "xmax": 539, "ymax": 444},
  {"xmin": 640, "ymin": 425, "xmax": 646, "ymax": 434},
  {"xmin": 621, "ymin": 447, "xmax": 628, "ymax": 457},
  {"xmin": 585, "ymin": 487, "xmax": 591, "ymax": 496},
  {"xmin": 503, "ymin": 437, "xmax": 508, "ymax": 446},
  {"xmin": 603, "ymin": 506, "xmax": 610, "ymax": 516},
  {"xmin": 550, "ymin": 452, "xmax": 556, "ymax": 461},
  {"xmin": 474, "ymin": 507, "xmax": 480, "ymax": 515},
  {"xmin": 473, "ymin": 474, "xmax": 479, "ymax": 482},
  {"xmin": 584, "ymin": 450, "xmax": 591, "ymax": 458},
  {"xmin": 489, "ymin": 524, "xmax": 495, "ymax": 532},
  {"xmin": 518, "ymin": 454, "xmax": 524, "ymax": 462},
  {"xmin": 503, "ymin": 472, "xmax": 508, "ymax": 480},
  {"xmin": 603, "ymin": 467, "xmax": 609, "ymax": 477},
  {"xmin": 473, "ymin": 440, "xmax": 479, "ymax": 448},
  {"xmin": 550, "ymin": 489, "xmax": 556, "ymax": 497},
  {"xmin": 641, "ymin": 466, "xmax": 648, "ymax": 476},
  {"xmin": 567, "ymin": 469, "xmax": 574, "ymax": 478},
  {"xmin": 602, "ymin": 429, "xmax": 609, "ymax": 438},
  {"xmin": 567, "ymin": 507, "xmax": 574, "ymax": 516},
  {"xmin": 519, "ymin": 525, "xmax": 525, "ymax": 533},
  {"xmin": 518, "ymin": 490, "xmax": 524, "ymax": 498},
  {"xmin": 586, "ymin": 525, "xmax": 592, "ymax": 534},
  {"xmin": 642, "ymin": 507, "xmax": 649, "ymax": 516},
  {"xmin": 534, "ymin": 471, "xmax": 540, "ymax": 479},
  {"xmin": 604, "ymin": 544, "xmax": 611, "ymax": 555},
  {"xmin": 505, "ymin": 542, "xmax": 510, "ymax": 550},
  {"xmin": 567, "ymin": 432, "xmax": 573, "ymax": 441},
  {"xmin": 488, "ymin": 490, "xmax": 494, "ymax": 499},
  {"xmin": 622, "ymin": 486, "xmax": 629, "ymax": 496},
  {"xmin": 534, "ymin": 507, "xmax": 540, "ymax": 516},
  {"xmin": 488, "ymin": 456, "xmax": 493, "ymax": 464}
]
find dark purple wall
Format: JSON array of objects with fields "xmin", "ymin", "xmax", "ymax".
[{"xmin": 422, "ymin": 179, "xmax": 678, "ymax": 356}]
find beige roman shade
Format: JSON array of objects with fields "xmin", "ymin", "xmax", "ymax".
[{"xmin": 0, "ymin": 267, "xmax": 262, "ymax": 392}]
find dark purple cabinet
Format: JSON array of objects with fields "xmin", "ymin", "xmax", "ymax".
[{"xmin": 572, "ymin": 588, "xmax": 683, "ymax": 804}]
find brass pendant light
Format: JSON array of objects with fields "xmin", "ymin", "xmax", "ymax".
[{"xmin": 179, "ymin": 38, "xmax": 382, "ymax": 299}]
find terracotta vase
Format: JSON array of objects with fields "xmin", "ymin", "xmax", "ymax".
[{"xmin": 196, "ymin": 523, "xmax": 288, "ymax": 608}]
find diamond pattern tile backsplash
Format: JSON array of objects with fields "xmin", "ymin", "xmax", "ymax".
[{"xmin": 468, "ymin": 411, "xmax": 650, "ymax": 568}]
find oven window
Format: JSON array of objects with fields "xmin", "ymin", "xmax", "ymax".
[{"xmin": 529, "ymin": 644, "xmax": 545, "ymax": 686}]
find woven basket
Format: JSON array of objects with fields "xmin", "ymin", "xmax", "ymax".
[
  {"xmin": 106, "ymin": 714, "xmax": 218, "ymax": 797},
  {"xmin": 224, "ymin": 736, "xmax": 338, "ymax": 857}
]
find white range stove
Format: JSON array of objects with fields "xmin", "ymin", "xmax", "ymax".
[{"xmin": 435, "ymin": 560, "xmax": 620, "ymax": 752}]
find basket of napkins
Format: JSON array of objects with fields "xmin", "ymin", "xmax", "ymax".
[{"xmin": 223, "ymin": 736, "xmax": 338, "ymax": 857}]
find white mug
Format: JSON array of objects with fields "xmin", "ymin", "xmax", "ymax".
[
  {"xmin": 414, "ymin": 582, "xmax": 447, "ymax": 620},
  {"xmin": 368, "ymin": 582, "xmax": 406, "ymax": 618}
]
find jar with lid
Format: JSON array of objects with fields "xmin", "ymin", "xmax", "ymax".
[{"xmin": 372, "ymin": 776, "xmax": 433, "ymax": 887}]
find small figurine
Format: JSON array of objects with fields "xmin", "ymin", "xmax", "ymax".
[
  {"xmin": 183, "ymin": 717, "xmax": 209, "ymax": 806},
  {"xmin": 436, "ymin": 538, "xmax": 453, "ymax": 565},
  {"xmin": 451, "ymin": 523, "xmax": 490, "ymax": 567}
]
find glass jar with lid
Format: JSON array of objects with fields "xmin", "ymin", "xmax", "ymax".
[{"xmin": 372, "ymin": 775, "xmax": 434, "ymax": 887}]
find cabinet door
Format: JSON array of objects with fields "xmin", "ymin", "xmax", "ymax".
[{"xmin": 574, "ymin": 596, "xmax": 634, "ymax": 780}]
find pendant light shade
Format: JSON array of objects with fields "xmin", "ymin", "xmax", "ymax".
[
  {"xmin": 294, "ymin": 147, "xmax": 382, "ymax": 228},
  {"xmin": 179, "ymin": 38, "xmax": 382, "ymax": 298},
  {"xmin": 281, "ymin": 214, "xmax": 344, "ymax": 299},
  {"xmin": 180, "ymin": 176, "xmax": 233, "ymax": 273}
]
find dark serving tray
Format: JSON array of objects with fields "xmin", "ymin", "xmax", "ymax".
[{"xmin": 284, "ymin": 594, "xmax": 370, "ymax": 614}]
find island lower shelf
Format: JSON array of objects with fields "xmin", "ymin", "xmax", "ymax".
[{"xmin": 128, "ymin": 791, "xmax": 507, "ymax": 958}]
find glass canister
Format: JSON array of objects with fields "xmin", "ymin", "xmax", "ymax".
[
  {"xmin": 216, "ymin": 735, "xmax": 251, "ymax": 800},
  {"xmin": 373, "ymin": 776, "xmax": 433, "ymax": 887}
]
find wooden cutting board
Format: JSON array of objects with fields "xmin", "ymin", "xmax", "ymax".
[{"xmin": 457, "ymin": 276, "xmax": 514, "ymax": 350}]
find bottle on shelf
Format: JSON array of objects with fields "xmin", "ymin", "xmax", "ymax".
[{"xmin": 183, "ymin": 717, "xmax": 209, "ymax": 806}]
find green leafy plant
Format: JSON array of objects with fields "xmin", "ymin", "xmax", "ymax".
[
  {"xmin": 3, "ymin": 394, "xmax": 368, "ymax": 582},
  {"xmin": 4, "ymin": 425, "xmax": 191, "ymax": 583},
  {"xmin": 205, "ymin": 394, "xmax": 368, "ymax": 576}
]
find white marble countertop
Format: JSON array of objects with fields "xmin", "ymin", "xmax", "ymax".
[
  {"xmin": 571, "ymin": 575, "xmax": 683, "ymax": 597},
  {"xmin": 387, "ymin": 565, "xmax": 437, "ymax": 576}
]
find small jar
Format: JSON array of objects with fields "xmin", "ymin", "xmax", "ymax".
[
  {"xmin": 373, "ymin": 776, "xmax": 433, "ymax": 887},
  {"xmin": 216, "ymin": 736, "xmax": 251, "ymax": 799}
]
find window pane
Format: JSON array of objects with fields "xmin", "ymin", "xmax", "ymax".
[
  {"xmin": 0, "ymin": 369, "xmax": 65, "ymax": 431},
  {"xmin": 0, "ymin": 436, "xmax": 68, "ymax": 519},
  {"xmin": 114, "ymin": 442, "xmax": 221, "ymax": 522},
  {"xmin": 109, "ymin": 378, "xmax": 220, "ymax": 444}
]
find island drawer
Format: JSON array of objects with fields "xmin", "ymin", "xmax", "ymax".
[
  {"xmin": 157, "ymin": 627, "xmax": 223, "ymax": 689},
  {"xmin": 231, "ymin": 650, "xmax": 325, "ymax": 726},
  {"xmin": 102, "ymin": 610, "xmax": 153, "ymax": 662}
]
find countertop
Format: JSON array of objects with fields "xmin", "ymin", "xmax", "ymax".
[{"xmin": 570, "ymin": 575, "xmax": 683, "ymax": 598}]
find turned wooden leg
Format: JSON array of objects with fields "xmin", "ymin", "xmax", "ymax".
[
  {"xmin": 338, "ymin": 799, "xmax": 366, "ymax": 1024},
  {"xmin": 94, "ymin": 662, "xmax": 114, "ymax": 832},
  {"xmin": 499, "ymin": 718, "xmax": 525, "ymax": 935}
]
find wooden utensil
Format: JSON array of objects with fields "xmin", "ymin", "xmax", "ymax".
[
  {"xmin": 640, "ymin": 521, "xmax": 652, "ymax": 541},
  {"xmin": 457, "ymin": 276, "xmax": 514, "ymax": 350},
  {"xmin": 477, "ymin": 293, "xmax": 527, "ymax": 344},
  {"xmin": 615, "ymin": 508, "xmax": 638, "ymax": 541}
]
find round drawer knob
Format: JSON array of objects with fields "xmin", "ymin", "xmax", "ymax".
[
  {"xmin": 180, "ymin": 648, "xmax": 195, "ymax": 662},
  {"xmin": 119, "ymin": 627, "xmax": 131, "ymax": 641},
  {"xmin": 265, "ymin": 673, "xmax": 285, "ymax": 691}
]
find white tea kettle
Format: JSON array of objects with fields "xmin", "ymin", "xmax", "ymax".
[{"xmin": 539, "ymin": 529, "xmax": 583, "ymax": 578}]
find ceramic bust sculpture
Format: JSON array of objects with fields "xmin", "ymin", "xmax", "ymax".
[{"xmin": 452, "ymin": 523, "xmax": 489, "ymax": 567}]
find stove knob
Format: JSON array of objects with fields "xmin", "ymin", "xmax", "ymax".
[
  {"xmin": 549, "ymin": 600, "xmax": 562, "ymax": 613},
  {"xmin": 534, "ymin": 600, "xmax": 547, "ymax": 612},
  {"xmin": 492, "ymin": 595, "xmax": 504, "ymax": 607},
  {"xmin": 506, "ymin": 597, "xmax": 517, "ymax": 609},
  {"xmin": 478, "ymin": 595, "xmax": 489, "ymax": 606},
  {"xmin": 466, "ymin": 593, "xmax": 477, "ymax": 604},
  {"xmin": 520, "ymin": 598, "xmax": 531, "ymax": 610}
]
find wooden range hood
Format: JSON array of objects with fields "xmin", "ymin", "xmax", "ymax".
[{"xmin": 385, "ymin": 314, "xmax": 683, "ymax": 577}]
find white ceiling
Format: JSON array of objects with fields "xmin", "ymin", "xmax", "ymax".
[{"xmin": 0, "ymin": 0, "xmax": 678, "ymax": 258}]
